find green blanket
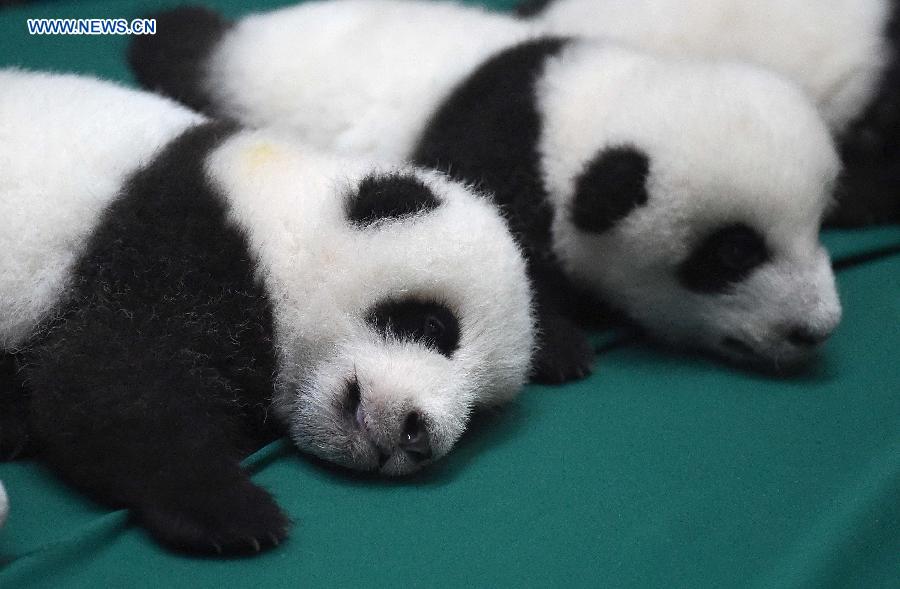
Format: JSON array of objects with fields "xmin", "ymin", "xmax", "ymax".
[{"xmin": 1, "ymin": 1, "xmax": 898, "ymax": 587}]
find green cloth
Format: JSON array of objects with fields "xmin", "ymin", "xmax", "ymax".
[{"xmin": 1, "ymin": 1, "xmax": 898, "ymax": 587}]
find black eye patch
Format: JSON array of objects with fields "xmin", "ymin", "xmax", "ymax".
[
  {"xmin": 571, "ymin": 145, "xmax": 650, "ymax": 233},
  {"xmin": 346, "ymin": 173, "xmax": 440, "ymax": 227},
  {"xmin": 678, "ymin": 223, "xmax": 771, "ymax": 294},
  {"xmin": 367, "ymin": 300, "xmax": 460, "ymax": 358}
]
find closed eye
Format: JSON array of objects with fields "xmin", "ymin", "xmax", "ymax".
[
  {"xmin": 678, "ymin": 223, "xmax": 770, "ymax": 293},
  {"xmin": 367, "ymin": 299, "xmax": 460, "ymax": 357}
]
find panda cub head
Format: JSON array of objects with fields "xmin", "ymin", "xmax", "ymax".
[
  {"xmin": 539, "ymin": 43, "xmax": 843, "ymax": 368},
  {"xmin": 207, "ymin": 131, "xmax": 534, "ymax": 475}
]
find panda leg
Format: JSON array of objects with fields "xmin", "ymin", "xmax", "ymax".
[
  {"xmin": 527, "ymin": 260, "xmax": 595, "ymax": 383},
  {"xmin": 828, "ymin": 162, "xmax": 900, "ymax": 227},
  {"xmin": 531, "ymin": 299, "xmax": 595, "ymax": 384},
  {"xmin": 24, "ymin": 308, "xmax": 289, "ymax": 555},
  {"xmin": 0, "ymin": 351, "xmax": 32, "ymax": 461}
]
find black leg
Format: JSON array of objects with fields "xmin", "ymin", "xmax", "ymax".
[
  {"xmin": 527, "ymin": 261, "xmax": 596, "ymax": 384},
  {"xmin": 0, "ymin": 351, "xmax": 32, "ymax": 461},
  {"xmin": 24, "ymin": 306, "xmax": 288, "ymax": 555},
  {"xmin": 828, "ymin": 161, "xmax": 900, "ymax": 227}
]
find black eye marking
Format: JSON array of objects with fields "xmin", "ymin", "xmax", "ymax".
[
  {"xmin": 571, "ymin": 146, "xmax": 650, "ymax": 233},
  {"xmin": 679, "ymin": 223, "xmax": 771, "ymax": 294},
  {"xmin": 367, "ymin": 300, "xmax": 460, "ymax": 358},
  {"xmin": 346, "ymin": 173, "xmax": 440, "ymax": 227}
]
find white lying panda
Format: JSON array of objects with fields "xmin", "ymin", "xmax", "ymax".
[
  {"xmin": 518, "ymin": 0, "xmax": 900, "ymax": 226},
  {"xmin": 0, "ymin": 69, "xmax": 534, "ymax": 554},
  {"xmin": 130, "ymin": 0, "xmax": 843, "ymax": 375}
]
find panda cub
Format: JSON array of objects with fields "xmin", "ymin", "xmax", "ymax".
[
  {"xmin": 130, "ymin": 0, "xmax": 843, "ymax": 374},
  {"xmin": 518, "ymin": 0, "xmax": 900, "ymax": 226},
  {"xmin": 0, "ymin": 70, "xmax": 534, "ymax": 554}
]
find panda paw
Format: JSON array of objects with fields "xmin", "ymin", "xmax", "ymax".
[
  {"xmin": 0, "ymin": 409, "xmax": 31, "ymax": 461},
  {"xmin": 139, "ymin": 475, "xmax": 290, "ymax": 555},
  {"xmin": 530, "ymin": 314, "xmax": 595, "ymax": 384}
]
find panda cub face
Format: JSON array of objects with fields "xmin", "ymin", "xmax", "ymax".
[
  {"xmin": 206, "ymin": 132, "xmax": 534, "ymax": 474},
  {"xmin": 540, "ymin": 43, "xmax": 843, "ymax": 367}
]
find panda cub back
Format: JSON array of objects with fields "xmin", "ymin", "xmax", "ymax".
[{"xmin": 0, "ymin": 69, "xmax": 205, "ymax": 348}]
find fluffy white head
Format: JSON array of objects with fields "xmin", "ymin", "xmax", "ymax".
[
  {"xmin": 533, "ymin": 0, "xmax": 893, "ymax": 132},
  {"xmin": 539, "ymin": 42, "xmax": 843, "ymax": 367},
  {"xmin": 206, "ymin": 131, "xmax": 534, "ymax": 474}
]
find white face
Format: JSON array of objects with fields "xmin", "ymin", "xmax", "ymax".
[
  {"xmin": 557, "ymin": 191, "xmax": 842, "ymax": 368},
  {"xmin": 540, "ymin": 43, "xmax": 843, "ymax": 369},
  {"xmin": 207, "ymin": 132, "xmax": 534, "ymax": 474}
]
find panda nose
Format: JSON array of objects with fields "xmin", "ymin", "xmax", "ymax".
[
  {"xmin": 786, "ymin": 325, "xmax": 832, "ymax": 348},
  {"xmin": 399, "ymin": 412, "xmax": 432, "ymax": 462}
]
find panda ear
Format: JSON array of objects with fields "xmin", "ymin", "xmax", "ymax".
[
  {"xmin": 346, "ymin": 173, "xmax": 440, "ymax": 227},
  {"xmin": 569, "ymin": 146, "xmax": 650, "ymax": 233}
]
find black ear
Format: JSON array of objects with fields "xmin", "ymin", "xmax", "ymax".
[
  {"xmin": 570, "ymin": 146, "xmax": 650, "ymax": 233},
  {"xmin": 346, "ymin": 173, "xmax": 441, "ymax": 227}
]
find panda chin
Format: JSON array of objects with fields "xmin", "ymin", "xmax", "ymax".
[{"xmin": 720, "ymin": 336, "xmax": 820, "ymax": 375}]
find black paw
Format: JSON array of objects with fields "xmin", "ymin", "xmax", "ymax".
[
  {"xmin": 827, "ymin": 195, "xmax": 899, "ymax": 227},
  {"xmin": 0, "ymin": 406, "xmax": 31, "ymax": 461},
  {"xmin": 828, "ymin": 166, "xmax": 900, "ymax": 227},
  {"xmin": 530, "ymin": 314, "xmax": 594, "ymax": 384},
  {"xmin": 139, "ymin": 476, "xmax": 290, "ymax": 555}
]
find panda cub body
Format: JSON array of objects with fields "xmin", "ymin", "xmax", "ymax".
[
  {"xmin": 0, "ymin": 70, "xmax": 534, "ymax": 554},
  {"xmin": 131, "ymin": 0, "xmax": 843, "ymax": 374},
  {"xmin": 519, "ymin": 0, "xmax": 900, "ymax": 226}
]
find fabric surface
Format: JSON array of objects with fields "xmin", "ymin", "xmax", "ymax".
[{"xmin": 1, "ymin": 1, "xmax": 898, "ymax": 587}]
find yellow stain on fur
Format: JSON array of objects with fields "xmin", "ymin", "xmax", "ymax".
[{"xmin": 245, "ymin": 142, "xmax": 281, "ymax": 170}]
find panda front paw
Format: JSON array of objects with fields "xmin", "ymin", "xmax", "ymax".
[
  {"xmin": 530, "ymin": 313, "xmax": 594, "ymax": 384},
  {"xmin": 139, "ymin": 475, "xmax": 290, "ymax": 555},
  {"xmin": 0, "ymin": 408, "xmax": 31, "ymax": 461}
]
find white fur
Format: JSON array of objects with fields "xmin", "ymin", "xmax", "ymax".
[
  {"xmin": 538, "ymin": 43, "xmax": 842, "ymax": 362},
  {"xmin": 0, "ymin": 481, "xmax": 7, "ymax": 529},
  {"xmin": 0, "ymin": 70, "xmax": 534, "ymax": 474},
  {"xmin": 206, "ymin": 0, "xmax": 537, "ymax": 159},
  {"xmin": 0, "ymin": 69, "xmax": 205, "ymax": 348},
  {"xmin": 206, "ymin": 132, "xmax": 534, "ymax": 471},
  {"xmin": 533, "ymin": 0, "xmax": 893, "ymax": 132}
]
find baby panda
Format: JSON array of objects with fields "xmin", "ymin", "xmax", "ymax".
[
  {"xmin": 518, "ymin": 0, "xmax": 900, "ymax": 227},
  {"xmin": 129, "ymin": 0, "xmax": 842, "ymax": 374},
  {"xmin": 0, "ymin": 70, "xmax": 534, "ymax": 554}
]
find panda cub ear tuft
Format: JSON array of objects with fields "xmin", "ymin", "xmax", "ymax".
[
  {"xmin": 570, "ymin": 146, "xmax": 650, "ymax": 233},
  {"xmin": 346, "ymin": 173, "xmax": 441, "ymax": 227}
]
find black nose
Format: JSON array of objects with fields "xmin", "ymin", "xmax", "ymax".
[
  {"xmin": 399, "ymin": 412, "xmax": 432, "ymax": 462},
  {"xmin": 786, "ymin": 326, "xmax": 831, "ymax": 348}
]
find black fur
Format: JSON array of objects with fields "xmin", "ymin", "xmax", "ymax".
[
  {"xmin": 18, "ymin": 122, "xmax": 289, "ymax": 555},
  {"xmin": 831, "ymin": 0, "xmax": 900, "ymax": 226},
  {"xmin": 346, "ymin": 173, "xmax": 440, "ymax": 227},
  {"xmin": 128, "ymin": 7, "xmax": 231, "ymax": 114},
  {"xmin": 0, "ymin": 352, "xmax": 31, "ymax": 460},
  {"xmin": 413, "ymin": 37, "xmax": 594, "ymax": 384},
  {"xmin": 678, "ymin": 224, "xmax": 770, "ymax": 294},
  {"xmin": 367, "ymin": 299, "xmax": 460, "ymax": 358},
  {"xmin": 571, "ymin": 146, "xmax": 650, "ymax": 233},
  {"xmin": 514, "ymin": 0, "xmax": 555, "ymax": 17}
]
